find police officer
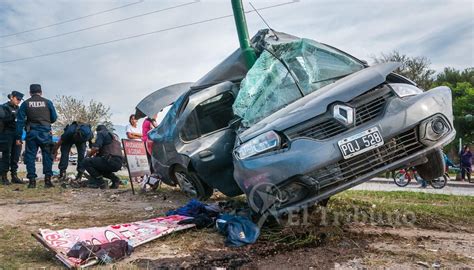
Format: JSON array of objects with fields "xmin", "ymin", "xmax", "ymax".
[
  {"xmin": 82, "ymin": 125, "xmax": 123, "ymax": 189},
  {"xmin": 0, "ymin": 91, "xmax": 24, "ymax": 185},
  {"xmin": 54, "ymin": 121, "xmax": 93, "ymax": 181},
  {"xmin": 16, "ymin": 84, "xmax": 57, "ymax": 188}
]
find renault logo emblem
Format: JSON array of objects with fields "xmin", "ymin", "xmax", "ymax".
[{"xmin": 333, "ymin": 104, "xmax": 355, "ymax": 126}]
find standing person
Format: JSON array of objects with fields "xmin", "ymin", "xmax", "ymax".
[
  {"xmin": 142, "ymin": 115, "xmax": 157, "ymax": 174},
  {"xmin": 54, "ymin": 121, "xmax": 93, "ymax": 181},
  {"xmin": 460, "ymin": 146, "xmax": 472, "ymax": 182},
  {"xmin": 82, "ymin": 125, "xmax": 123, "ymax": 189},
  {"xmin": 142, "ymin": 115, "xmax": 157, "ymax": 143},
  {"xmin": 442, "ymin": 151, "xmax": 455, "ymax": 172},
  {"xmin": 126, "ymin": 114, "xmax": 142, "ymax": 140},
  {"xmin": 0, "ymin": 91, "xmax": 24, "ymax": 185},
  {"xmin": 15, "ymin": 84, "xmax": 57, "ymax": 188}
]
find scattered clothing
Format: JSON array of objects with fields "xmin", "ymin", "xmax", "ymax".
[
  {"xmin": 166, "ymin": 199, "xmax": 219, "ymax": 218},
  {"xmin": 216, "ymin": 214, "xmax": 260, "ymax": 247},
  {"xmin": 168, "ymin": 199, "xmax": 221, "ymax": 229},
  {"xmin": 178, "ymin": 214, "xmax": 214, "ymax": 229},
  {"xmin": 167, "ymin": 200, "xmax": 260, "ymax": 247}
]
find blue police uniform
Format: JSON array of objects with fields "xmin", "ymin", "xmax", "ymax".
[
  {"xmin": 82, "ymin": 125, "xmax": 123, "ymax": 189},
  {"xmin": 58, "ymin": 122, "xmax": 93, "ymax": 179},
  {"xmin": 0, "ymin": 91, "xmax": 24, "ymax": 184},
  {"xmin": 16, "ymin": 84, "xmax": 57, "ymax": 188}
]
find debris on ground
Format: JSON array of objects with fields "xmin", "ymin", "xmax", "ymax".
[
  {"xmin": 33, "ymin": 215, "xmax": 195, "ymax": 268},
  {"xmin": 216, "ymin": 214, "xmax": 260, "ymax": 247}
]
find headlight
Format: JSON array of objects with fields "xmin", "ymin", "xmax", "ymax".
[
  {"xmin": 419, "ymin": 114, "xmax": 451, "ymax": 146},
  {"xmin": 390, "ymin": 83, "xmax": 423, "ymax": 97},
  {"xmin": 236, "ymin": 131, "xmax": 281, "ymax": 159}
]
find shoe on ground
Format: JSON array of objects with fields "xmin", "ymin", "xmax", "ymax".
[
  {"xmin": 75, "ymin": 171, "xmax": 84, "ymax": 181},
  {"xmin": 1, "ymin": 174, "xmax": 11, "ymax": 185},
  {"xmin": 87, "ymin": 178, "xmax": 107, "ymax": 189},
  {"xmin": 27, "ymin": 179, "xmax": 36, "ymax": 188},
  {"xmin": 44, "ymin": 176, "xmax": 54, "ymax": 188},
  {"xmin": 109, "ymin": 174, "xmax": 121, "ymax": 189},
  {"xmin": 58, "ymin": 170, "xmax": 67, "ymax": 182},
  {"xmin": 10, "ymin": 172, "xmax": 23, "ymax": 184}
]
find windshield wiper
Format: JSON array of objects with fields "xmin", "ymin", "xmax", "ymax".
[
  {"xmin": 312, "ymin": 73, "xmax": 353, "ymax": 84},
  {"xmin": 263, "ymin": 47, "xmax": 305, "ymax": 97}
]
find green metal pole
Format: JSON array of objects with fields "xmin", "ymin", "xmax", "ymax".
[{"xmin": 231, "ymin": 0, "xmax": 257, "ymax": 69}]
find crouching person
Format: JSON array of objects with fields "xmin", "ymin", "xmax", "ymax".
[{"xmin": 83, "ymin": 125, "xmax": 123, "ymax": 189}]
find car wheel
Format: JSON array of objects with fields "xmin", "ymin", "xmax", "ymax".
[
  {"xmin": 173, "ymin": 167, "xmax": 213, "ymax": 200},
  {"xmin": 416, "ymin": 149, "xmax": 445, "ymax": 181},
  {"xmin": 430, "ymin": 174, "xmax": 448, "ymax": 189},
  {"xmin": 393, "ymin": 171, "xmax": 410, "ymax": 187}
]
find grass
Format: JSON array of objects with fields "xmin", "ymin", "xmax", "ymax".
[
  {"xmin": 334, "ymin": 190, "xmax": 474, "ymax": 227},
  {"xmin": 0, "ymin": 183, "xmax": 473, "ymax": 267},
  {"xmin": 0, "ymin": 184, "xmax": 67, "ymax": 204},
  {"xmin": 259, "ymin": 190, "xmax": 474, "ymax": 250},
  {"xmin": 0, "ymin": 226, "xmax": 58, "ymax": 268}
]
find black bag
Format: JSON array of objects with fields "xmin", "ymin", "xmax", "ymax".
[{"xmin": 66, "ymin": 240, "xmax": 133, "ymax": 264}]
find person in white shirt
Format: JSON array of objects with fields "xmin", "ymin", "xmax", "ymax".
[{"xmin": 125, "ymin": 114, "xmax": 142, "ymax": 140}]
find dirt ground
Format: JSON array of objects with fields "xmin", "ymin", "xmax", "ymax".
[{"xmin": 0, "ymin": 181, "xmax": 473, "ymax": 269}]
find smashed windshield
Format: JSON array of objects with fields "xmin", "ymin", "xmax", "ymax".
[{"xmin": 233, "ymin": 38, "xmax": 364, "ymax": 127}]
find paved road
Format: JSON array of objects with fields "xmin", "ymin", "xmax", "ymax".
[
  {"xmin": 17, "ymin": 163, "xmax": 474, "ymax": 196},
  {"xmin": 352, "ymin": 177, "xmax": 474, "ymax": 196}
]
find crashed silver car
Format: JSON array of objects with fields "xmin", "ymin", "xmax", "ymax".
[{"xmin": 142, "ymin": 30, "xmax": 455, "ymax": 213}]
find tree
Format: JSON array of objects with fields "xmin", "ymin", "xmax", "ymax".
[
  {"xmin": 53, "ymin": 95, "xmax": 113, "ymax": 134},
  {"xmin": 434, "ymin": 67, "xmax": 474, "ymax": 87},
  {"xmin": 432, "ymin": 68, "xmax": 474, "ymax": 156},
  {"xmin": 372, "ymin": 51, "xmax": 435, "ymax": 90}
]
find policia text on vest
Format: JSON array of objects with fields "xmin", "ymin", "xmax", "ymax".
[{"xmin": 15, "ymin": 84, "xmax": 58, "ymax": 188}]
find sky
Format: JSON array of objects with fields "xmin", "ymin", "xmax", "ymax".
[{"xmin": 0, "ymin": 0, "xmax": 473, "ymax": 126}]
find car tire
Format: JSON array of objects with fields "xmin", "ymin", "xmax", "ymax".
[
  {"xmin": 430, "ymin": 174, "xmax": 448, "ymax": 189},
  {"xmin": 393, "ymin": 170, "xmax": 411, "ymax": 187},
  {"xmin": 416, "ymin": 149, "xmax": 445, "ymax": 181},
  {"xmin": 173, "ymin": 167, "xmax": 213, "ymax": 201}
]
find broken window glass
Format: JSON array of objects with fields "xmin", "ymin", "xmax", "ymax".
[
  {"xmin": 233, "ymin": 38, "xmax": 364, "ymax": 127},
  {"xmin": 196, "ymin": 91, "xmax": 235, "ymax": 135},
  {"xmin": 181, "ymin": 113, "xmax": 199, "ymax": 141}
]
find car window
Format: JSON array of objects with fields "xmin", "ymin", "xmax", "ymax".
[
  {"xmin": 181, "ymin": 112, "xmax": 199, "ymax": 141},
  {"xmin": 196, "ymin": 92, "xmax": 235, "ymax": 136},
  {"xmin": 233, "ymin": 38, "xmax": 364, "ymax": 127}
]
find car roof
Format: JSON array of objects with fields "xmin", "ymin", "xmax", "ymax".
[{"xmin": 190, "ymin": 29, "xmax": 301, "ymax": 91}]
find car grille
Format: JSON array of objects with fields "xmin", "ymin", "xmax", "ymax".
[
  {"xmin": 284, "ymin": 86, "xmax": 394, "ymax": 140},
  {"xmin": 307, "ymin": 128, "xmax": 424, "ymax": 191}
]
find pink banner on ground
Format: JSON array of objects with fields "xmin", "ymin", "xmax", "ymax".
[{"xmin": 37, "ymin": 215, "xmax": 194, "ymax": 267}]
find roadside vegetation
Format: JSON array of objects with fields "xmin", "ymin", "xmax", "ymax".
[{"xmin": 0, "ymin": 184, "xmax": 472, "ymax": 268}]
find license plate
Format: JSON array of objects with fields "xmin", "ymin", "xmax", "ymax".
[{"xmin": 338, "ymin": 127, "xmax": 384, "ymax": 159}]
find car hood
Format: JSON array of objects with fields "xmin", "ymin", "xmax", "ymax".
[
  {"xmin": 237, "ymin": 62, "xmax": 401, "ymax": 143},
  {"xmin": 135, "ymin": 82, "xmax": 193, "ymax": 119}
]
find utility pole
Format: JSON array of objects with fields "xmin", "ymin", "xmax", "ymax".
[{"xmin": 231, "ymin": 0, "xmax": 257, "ymax": 69}]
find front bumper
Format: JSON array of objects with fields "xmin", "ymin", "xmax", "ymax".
[{"xmin": 233, "ymin": 86, "xmax": 455, "ymax": 214}]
